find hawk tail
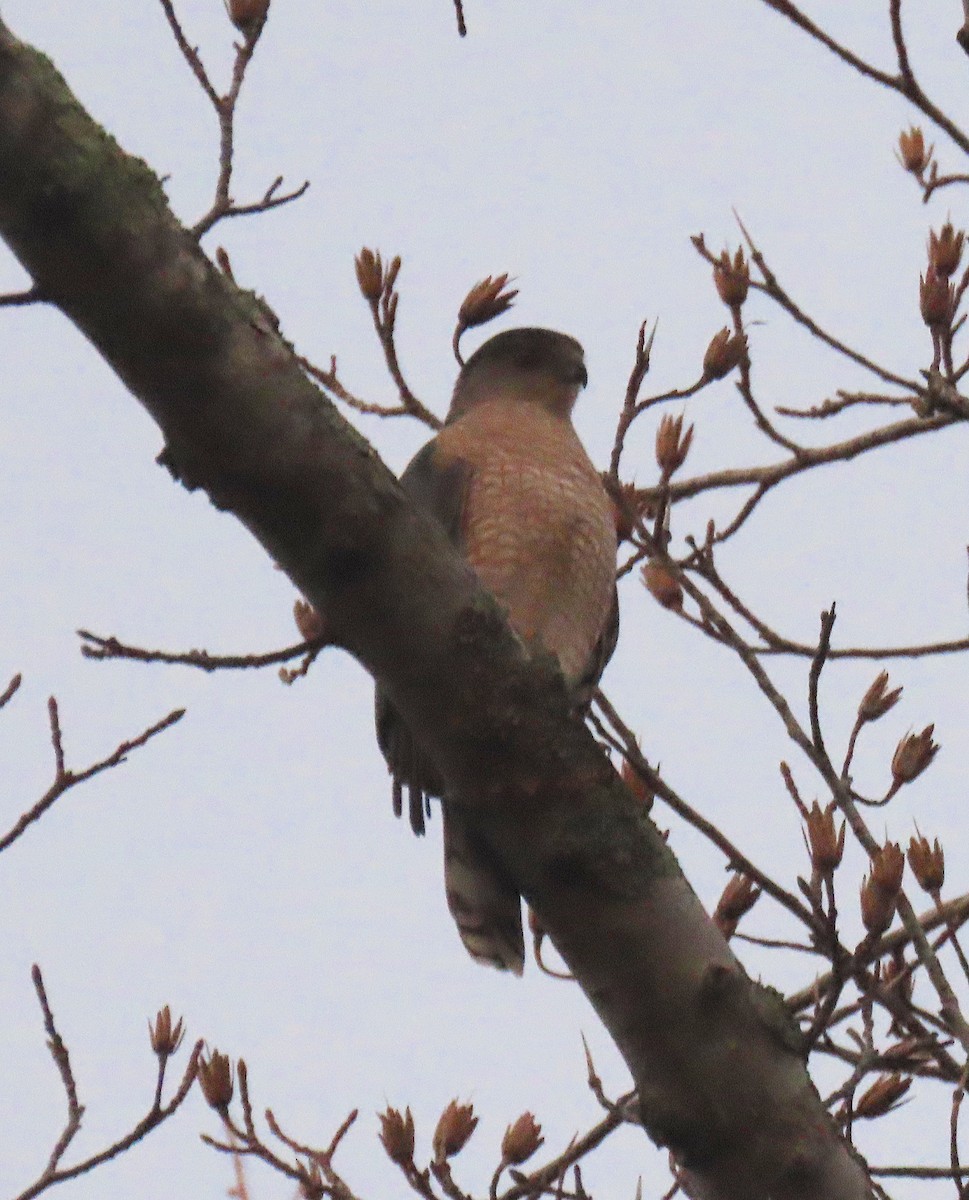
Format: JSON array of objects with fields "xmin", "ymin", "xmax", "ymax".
[{"xmin": 443, "ymin": 802, "xmax": 525, "ymax": 975}]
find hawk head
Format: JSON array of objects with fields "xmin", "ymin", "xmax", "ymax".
[{"xmin": 448, "ymin": 327, "xmax": 587, "ymax": 423}]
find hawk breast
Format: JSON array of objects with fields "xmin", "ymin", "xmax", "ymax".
[{"xmin": 436, "ymin": 398, "xmax": 616, "ymax": 686}]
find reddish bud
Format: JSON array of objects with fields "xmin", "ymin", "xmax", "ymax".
[
  {"xmin": 702, "ymin": 327, "xmax": 747, "ymax": 380},
  {"xmin": 929, "ymin": 223, "xmax": 965, "ymax": 277},
  {"xmin": 881, "ymin": 949, "xmax": 915, "ymax": 1010},
  {"xmin": 907, "ymin": 833, "xmax": 944, "ymax": 895},
  {"xmin": 860, "ymin": 843, "xmax": 904, "ymax": 935},
  {"xmin": 857, "ymin": 670, "xmax": 902, "ymax": 724},
  {"xmin": 620, "ymin": 756, "xmax": 654, "ymax": 812},
  {"xmin": 294, "ymin": 599, "xmax": 326, "ymax": 642},
  {"xmin": 642, "ymin": 562, "xmax": 683, "ymax": 612},
  {"xmin": 872, "ymin": 841, "xmax": 905, "ymax": 896},
  {"xmin": 713, "ymin": 248, "xmax": 750, "ymax": 308},
  {"xmin": 458, "ymin": 274, "xmax": 518, "ymax": 332},
  {"xmin": 655, "ymin": 412, "xmax": 694, "ymax": 477},
  {"xmin": 891, "ymin": 725, "xmax": 939, "ymax": 787},
  {"xmin": 378, "ymin": 1106, "xmax": 415, "ymax": 1166},
  {"xmin": 227, "ymin": 0, "xmax": 269, "ymax": 34},
  {"xmin": 897, "ymin": 127, "xmax": 931, "ymax": 175},
  {"xmin": 501, "ymin": 1112, "xmax": 544, "ymax": 1164},
  {"xmin": 198, "ymin": 1049, "xmax": 234, "ymax": 1112},
  {"xmin": 148, "ymin": 1005, "xmax": 185, "ymax": 1058},
  {"xmin": 803, "ymin": 801, "xmax": 845, "ymax": 874},
  {"xmin": 714, "ymin": 873, "xmax": 761, "ymax": 939},
  {"xmin": 919, "ymin": 269, "xmax": 955, "ymax": 330},
  {"xmin": 855, "ymin": 1073, "xmax": 912, "ymax": 1119},
  {"xmin": 433, "ymin": 1100, "xmax": 478, "ymax": 1161},
  {"xmin": 354, "ymin": 248, "xmax": 386, "ymax": 303},
  {"xmin": 860, "ymin": 873, "xmax": 895, "ymax": 937}
]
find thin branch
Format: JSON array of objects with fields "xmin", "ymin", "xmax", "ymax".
[
  {"xmin": 756, "ymin": 0, "xmax": 900, "ymax": 88},
  {"xmin": 951, "ymin": 1065, "xmax": 969, "ymax": 1197},
  {"xmin": 592, "ymin": 691, "xmax": 816, "ymax": 931},
  {"xmin": 660, "ymin": 409, "xmax": 954, "ymax": 508},
  {"xmin": 776, "ymin": 390, "xmax": 913, "ymax": 419},
  {"xmin": 32, "ymin": 965, "xmax": 83, "ymax": 1178},
  {"xmin": 922, "ymin": 172, "xmax": 969, "ymax": 202},
  {"xmin": 889, "ymin": 0, "xmax": 914, "ymax": 89},
  {"xmin": 202, "ymin": 1064, "xmax": 363, "ymax": 1200},
  {"xmin": 157, "ymin": 0, "xmax": 221, "ymax": 106},
  {"xmin": 157, "ymin": 0, "xmax": 307, "ymax": 238},
  {"xmin": 807, "ymin": 607, "xmax": 836, "ymax": 762},
  {"xmin": 704, "ymin": 588, "xmax": 969, "ymax": 1051},
  {"xmin": 371, "ymin": 297, "xmax": 440, "ymax": 430},
  {"xmin": 16, "ymin": 971, "xmax": 201, "ymax": 1200},
  {"xmin": 748, "ymin": 215, "xmax": 925, "ymax": 394},
  {"xmin": 0, "ymin": 672, "xmax": 22, "ymax": 709},
  {"xmin": 78, "ymin": 628, "xmax": 326, "ymax": 673},
  {"xmin": 194, "ymin": 178, "xmax": 310, "ymax": 237},
  {"xmin": 300, "ymin": 353, "xmax": 441, "ymax": 430},
  {"xmin": 0, "ymin": 704, "xmax": 184, "ymax": 854},
  {"xmin": 756, "ymin": 0, "xmax": 969, "ymax": 158},
  {"xmin": 0, "ymin": 284, "xmax": 44, "ymax": 306},
  {"xmin": 609, "ymin": 320, "xmax": 656, "ymax": 477},
  {"xmin": 729, "ymin": 302, "xmax": 803, "ymax": 454},
  {"xmin": 684, "ymin": 502, "xmax": 969, "ymax": 664}
]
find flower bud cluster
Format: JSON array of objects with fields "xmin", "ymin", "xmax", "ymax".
[
  {"xmin": 713, "ymin": 248, "xmax": 750, "ymax": 308},
  {"xmin": 655, "ymin": 413, "xmax": 694, "ymax": 477},
  {"xmin": 433, "ymin": 1100, "xmax": 478, "ymax": 1161},
  {"xmin": 378, "ymin": 1106, "xmax": 416, "ymax": 1165},
  {"xmin": 907, "ymin": 833, "xmax": 944, "ymax": 896},
  {"xmin": 860, "ymin": 842, "xmax": 904, "ymax": 937},
  {"xmin": 897, "ymin": 127, "xmax": 932, "ymax": 176},
  {"xmin": 714, "ymin": 873, "xmax": 761, "ymax": 939},
  {"xmin": 501, "ymin": 1112, "xmax": 544, "ymax": 1164}
]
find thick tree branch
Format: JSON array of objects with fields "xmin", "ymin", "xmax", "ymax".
[{"xmin": 0, "ymin": 19, "xmax": 871, "ymax": 1199}]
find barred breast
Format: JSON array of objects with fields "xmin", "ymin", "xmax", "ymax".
[{"xmin": 436, "ymin": 397, "xmax": 617, "ymax": 686}]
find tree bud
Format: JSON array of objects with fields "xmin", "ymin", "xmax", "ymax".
[{"xmin": 501, "ymin": 1112, "xmax": 544, "ymax": 1164}]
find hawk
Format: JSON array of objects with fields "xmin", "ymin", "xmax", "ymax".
[{"xmin": 376, "ymin": 327, "xmax": 619, "ymax": 974}]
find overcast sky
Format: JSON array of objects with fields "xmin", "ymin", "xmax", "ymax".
[{"xmin": 3, "ymin": 3, "xmax": 969, "ymax": 1198}]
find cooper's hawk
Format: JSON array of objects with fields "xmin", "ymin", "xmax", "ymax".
[{"xmin": 376, "ymin": 327, "xmax": 619, "ymax": 974}]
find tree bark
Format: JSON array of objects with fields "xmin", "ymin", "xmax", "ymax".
[{"xmin": 0, "ymin": 18, "xmax": 872, "ymax": 1199}]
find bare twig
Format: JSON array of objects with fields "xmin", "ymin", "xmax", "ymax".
[
  {"xmin": 32, "ymin": 965, "xmax": 83, "ymax": 1177},
  {"xmin": 951, "ymin": 1065, "xmax": 969, "ymax": 1197},
  {"xmin": 889, "ymin": 0, "xmax": 914, "ymax": 89},
  {"xmin": 657, "ymin": 408, "xmax": 954, "ymax": 521},
  {"xmin": 922, "ymin": 172, "xmax": 969, "ymax": 202},
  {"xmin": 157, "ymin": 0, "xmax": 308, "ymax": 238},
  {"xmin": 300, "ymin": 353, "xmax": 441, "ymax": 430},
  {"xmin": 0, "ymin": 672, "xmax": 22, "ymax": 709},
  {"xmin": 776, "ymin": 391, "xmax": 913, "ymax": 419},
  {"xmin": 807, "ymin": 607, "xmax": 836, "ymax": 762},
  {"xmin": 756, "ymin": 0, "xmax": 969, "ymax": 158},
  {"xmin": 79, "ymin": 628, "xmax": 326, "ymax": 674},
  {"xmin": 16, "ymin": 971, "xmax": 200, "ymax": 1200},
  {"xmin": 157, "ymin": 0, "xmax": 220, "ymax": 105},
  {"xmin": 0, "ymin": 703, "xmax": 184, "ymax": 854},
  {"xmin": 592, "ymin": 691, "xmax": 815, "ymax": 930},
  {"xmin": 0, "ymin": 284, "xmax": 44, "ymax": 306}
]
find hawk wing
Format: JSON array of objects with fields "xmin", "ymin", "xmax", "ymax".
[{"xmin": 374, "ymin": 439, "xmax": 470, "ymax": 835}]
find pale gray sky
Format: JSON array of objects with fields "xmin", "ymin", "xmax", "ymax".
[{"xmin": 2, "ymin": 3, "xmax": 968, "ymax": 1198}]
